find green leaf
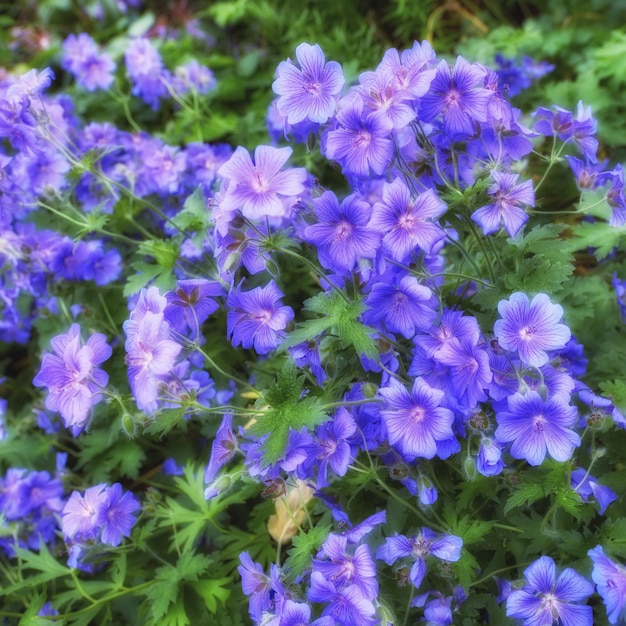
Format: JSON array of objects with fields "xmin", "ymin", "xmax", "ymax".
[
  {"xmin": 574, "ymin": 220, "xmax": 626, "ymax": 260},
  {"xmin": 283, "ymin": 290, "xmax": 378, "ymax": 359},
  {"xmin": 18, "ymin": 592, "xmax": 49, "ymax": 626},
  {"xmin": 599, "ymin": 379, "xmax": 626, "ymax": 413},
  {"xmin": 143, "ymin": 552, "xmax": 211, "ymax": 622},
  {"xmin": 284, "ymin": 525, "xmax": 331, "ymax": 582},
  {"xmin": 248, "ymin": 360, "xmax": 329, "ymax": 465},
  {"xmin": 124, "ymin": 262, "xmax": 164, "ymax": 297},
  {"xmin": 188, "ymin": 578, "xmax": 231, "ymax": 613},
  {"xmin": 504, "ymin": 483, "xmax": 544, "ymax": 515},
  {"xmin": 138, "ymin": 240, "xmax": 180, "ymax": 270},
  {"xmin": 143, "ymin": 407, "xmax": 188, "ymax": 438},
  {"xmin": 450, "ymin": 549, "xmax": 480, "ymax": 588},
  {"xmin": 172, "ymin": 187, "xmax": 209, "ymax": 233}
]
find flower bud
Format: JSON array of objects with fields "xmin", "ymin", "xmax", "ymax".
[
  {"xmin": 121, "ymin": 413, "xmax": 136, "ymax": 439},
  {"xmin": 362, "ymin": 382, "xmax": 378, "ymax": 398},
  {"xmin": 463, "ymin": 456, "xmax": 477, "ymax": 481}
]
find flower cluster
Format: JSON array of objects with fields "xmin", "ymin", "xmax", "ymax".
[
  {"xmin": 2, "ymin": 21, "xmax": 626, "ymax": 626},
  {"xmin": 62, "ymin": 483, "xmax": 140, "ymax": 568}
]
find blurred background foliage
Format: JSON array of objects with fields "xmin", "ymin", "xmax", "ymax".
[{"xmin": 1, "ymin": 0, "xmax": 626, "ymax": 159}]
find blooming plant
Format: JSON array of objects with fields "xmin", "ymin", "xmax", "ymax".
[{"xmin": 2, "ymin": 6, "xmax": 626, "ymax": 626}]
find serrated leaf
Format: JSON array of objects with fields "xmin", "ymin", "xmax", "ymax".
[
  {"xmin": 138, "ymin": 240, "xmax": 180, "ymax": 270},
  {"xmin": 262, "ymin": 359, "xmax": 303, "ymax": 408},
  {"xmin": 449, "ymin": 549, "xmax": 480, "ymax": 588},
  {"xmin": 143, "ymin": 407, "xmax": 188, "ymax": 438},
  {"xmin": 248, "ymin": 359, "xmax": 329, "ymax": 464},
  {"xmin": 175, "ymin": 552, "xmax": 212, "ymax": 581},
  {"xmin": 283, "ymin": 290, "xmax": 378, "ymax": 359},
  {"xmin": 172, "ymin": 187, "xmax": 209, "ymax": 232},
  {"xmin": 504, "ymin": 483, "xmax": 544, "ymax": 515},
  {"xmin": 574, "ymin": 220, "xmax": 626, "ymax": 260},
  {"xmin": 188, "ymin": 578, "xmax": 231, "ymax": 613},
  {"xmin": 284, "ymin": 525, "xmax": 331, "ymax": 581},
  {"xmin": 124, "ymin": 262, "xmax": 164, "ymax": 297},
  {"xmin": 159, "ymin": 596, "xmax": 190, "ymax": 626},
  {"xmin": 599, "ymin": 379, "xmax": 626, "ymax": 413}
]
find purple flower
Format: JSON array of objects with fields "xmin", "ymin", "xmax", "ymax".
[
  {"xmin": 304, "ymin": 191, "xmax": 380, "ymax": 272},
  {"xmin": 435, "ymin": 337, "xmax": 492, "ymax": 408},
  {"xmin": 598, "ymin": 164, "xmax": 626, "ymax": 227},
  {"xmin": 419, "ymin": 56, "xmax": 491, "ymax": 138},
  {"xmin": 571, "ymin": 469, "xmax": 617, "ymax": 515},
  {"xmin": 363, "ymin": 273, "xmax": 437, "ymax": 339},
  {"xmin": 227, "ymin": 280, "xmax": 294, "ymax": 355},
  {"xmin": 124, "ymin": 288, "xmax": 182, "ymax": 413},
  {"xmin": 204, "ymin": 414, "xmax": 238, "ymax": 485},
  {"xmin": 506, "ymin": 556, "xmax": 593, "ymax": 626},
  {"xmin": 379, "ymin": 378, "xmax": 455, "ymax": 459},
  {"xmin": 61, "ymin": 33, "xmax": 115, "ymax": 91},
  {"xmin": 273, "ymin": 43, "xmax": 344, "ymax": 125},
  {"xmin": 308, "ymin": 407, "xmax": 356, "ymax": 488},
  {"xmin": 239, "ymin": 552, "xmax": 272, "ymax": 621},
  {"xmin": 588, "ymin": 546, "xmax": 626, "ymax": 625},
  {"xmin": 125, "ymin": 37, "xmax": 168, "ymax": 108},
  {"xmin": 5, "ymin": 68, "xmax": 55, "ymax": 102},
  {"xmin": 324, "ymin": 95, "xmax": 393, "ymax": 177},
  {"xmin": 313, "ymin": 533, "xmax": 378, "ymax": 599},
  {"xmin": 95, "ymin": 483, "xmax": 140, "ymax": 547},
  {"xmin": 494, "ymin": 293, "xmax": 571, "ymax": 368},
  {"xmin": 369, "ymin": 178, "xmax": 447, "ymax": 260},
  {"xmin": 471, "ymin": 171, "xmax": 534, "ymax": 238},
  {"xmin": 62, "ymin": 483, "xmax": 108, "ymax": 541},
  {"xmin": 165, "ymin": 279, "xmax": 222, "ymax": 335},
  {"xmin": 376, "ymin": 528, "xmax": 462, "ymax": 589},
  {"xmin": 476, "ymin": 437, "xmax": 504, "ymax": 476},
  {"xmin": 308, "ymin": 572, "xmax": 377, "ymax": 625},
  {"xmin": 33, "ymin": 324, "xmax": 112, "ymax": 435},
  {"xmin": 217, "ymin": 145, "xmax": 307, "ymax": 220},
  {"xmin": 495, "ymin": 391, "xmax": 580, "ymax": 466},
  {"xmin": 173, "ymin": 60, "xmax": 216, "ymax": 95}
]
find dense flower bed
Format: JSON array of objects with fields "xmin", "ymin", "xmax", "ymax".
[{"xmin": 2, "ymin": 9, "xmax": 626, "ymax": 626}]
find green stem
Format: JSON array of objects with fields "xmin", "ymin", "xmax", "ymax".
[
  {"xmin": 58, "ymin": 580, "xmax": 154, "ymax": 619},
  {"xmin": 351, "ymin": 462, "xmax": 444, "ymax": 531},
  {"xmin": 468, "ymin": 561, "xmax": 533, "ymax": 589},
  {"xmin": 402, "ymin": 585, "xmax": 416, "ymax": 626}
]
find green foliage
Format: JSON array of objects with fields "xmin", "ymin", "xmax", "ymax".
[
  {"xmin": 599, "ymin": 379, "xmax": 626, "ymax": 413},
  {"xmin": 284, "ymin": 524, "xmax": 331, "ymax": 582},
  {"xmin": 248, "ymin": 359, "xmax": 328, "ymax": 465},
  {"xmin": 140, "ymin": 551, "xmax": 229, "ymax": 624},
  {"xmin": 284, "ymin": 290, "xmax": 378, "ymax": 359}
]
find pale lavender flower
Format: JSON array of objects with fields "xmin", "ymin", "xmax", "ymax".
[
  {"xmin": 494, "ymin": 293, "xmax": 571, "ymax": 368},
  {"xmin": 217, "ymin": 145, "xmax": 307, "ymax": 220},
  {"xmin": 588, "ymin": 546, "xmax": 626, "ymax": 624},
  {"xmin": 124, "ymin": 288, "xmax": 182, "ymax": 413},
  {"xmin": 379, "ymin": 377, "xmax": 455, "ymax": 459},
  {"xmin": 324, "ymin": 95, "xmax": 393, "ymax": 177},
  {"xmin": 369, "ymin": 178, "xmax": 447, "ymax": 260},
  {"xmin": 495, "ymin": 391, "xmax": 580, "ymax": 466},
  {"xmin": 273, "ymin": 43, "xmax": 344, "ymax": 125},
  {"xmin": 33, "ymin": 324, "xmax": 112, "ymax": 435}
]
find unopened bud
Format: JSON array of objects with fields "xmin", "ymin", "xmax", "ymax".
[
  {"xmin": 204, "ymin": 473, "xmax": 234, "ymax": 500},
  {"xmin": 223, "ymin": 251, "xmax": 240, "ymax": 272},
  {"xmin": 265, "ymin": 259, "xmax": 280, "ymax": 276},
  {"xmin": 362, "ymin": 382, "xmax": 378, "ymax": 398},
  {"xmin": 464, "ymin": 456, "xmax": 477, "ymax": 481},
  {"xmin": 121, "ymin": 413, "xmax": 136, "ymax": 439}
]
